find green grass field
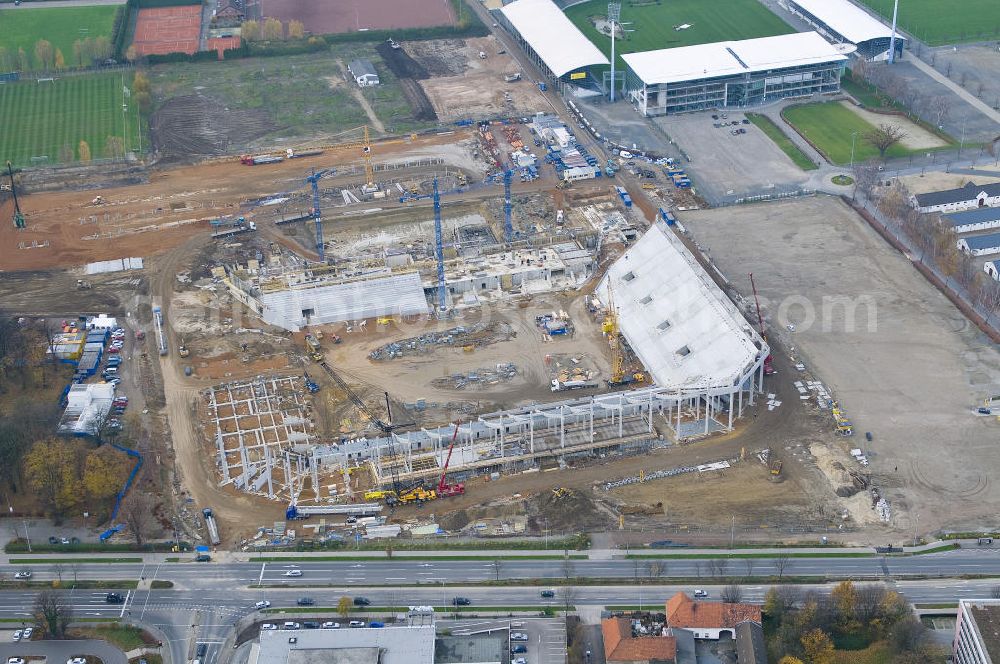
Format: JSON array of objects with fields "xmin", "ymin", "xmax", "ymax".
[
  {"xmin": 564, "ymin": 0, "xmax": 793, "ymax": 67},
  {"xmin": 782, "ymin": 101, "xmax": 912, "ymax": 165},
  {"xmin": 857, "ymin": 0, "xmax": 999, "ymax": 45},
  {"xmin": 0, "ymin": 72, "xmax": 142, "ymax": 167},
  {"xmin": 746, "ymin": 113, "xmax": 818, "ymax": 171},
  {"xmin": 0, "ymin": 5, "xmax": 118, "ymax": 68}
]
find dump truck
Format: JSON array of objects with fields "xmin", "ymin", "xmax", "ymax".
[{"xmin": 202, "ymin": 508, "xmax": 221, "ymax": 546}]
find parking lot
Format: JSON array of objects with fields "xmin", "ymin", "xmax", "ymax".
[
  {"xmin": 655, "ymin": 110, "xmax": 815, "ymax": 203},
  {"xmin": 446, "ymin": 617, "xmax": 567, "ymax": 664},
  {"xmin": 0, "ymin": 636, "xmax": 127, "ymax": 664}
]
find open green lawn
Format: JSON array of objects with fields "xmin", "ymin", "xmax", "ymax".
[
  {"xmin": 0, "ymin": 5, "xmax": 118, "ymax": 67},
  {"xmin": 857, "ymin": 0, "xmax": 999, "ymax": 45},
  {"xmin": 746, "ymin": 113, "xmax": 818, "ymax": 171},
  {"xmin": 0, "ymin": 72, "xmax": 142, "ymax": 167},
  {"xmin": 783, "ymin": 101, "xmax": 911, "ymax": 165},
  {"xmin": 564, "ymin": 0, "xmax": 793, "ymax": 67}
]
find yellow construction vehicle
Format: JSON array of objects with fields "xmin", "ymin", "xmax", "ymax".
[
  {"xmin": 604, "ymin": 285, "xmax": 645, "ymax": 387},
  {"xmin": 376, "ymin": 317, "xmax": 394, "ymax": 326},
  {"xmin": 364, "ymin": 489, "xmax": 398, "ymax": 502},
  {"xmin": 399, "ymin": 487, "xmax": 437, "ymax": 504},
  {"xmin": 178, "ymin": 345, "xmax": 190, "ymax": 358},
  {"xmin": 305, "ymin": 333, "xmax": 323, "ymax": 362}
]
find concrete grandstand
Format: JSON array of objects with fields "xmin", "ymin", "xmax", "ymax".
[
  {"xmin": 496, "ymin": 0, "xmax": 609, "ymax": 88},
  {"xmin": 622, "ymin": 32, "xmax": 847, "ymax": 116},
  {"xmin": 782, "ymin": 0, "xmax": 905, "ymax": 61}
]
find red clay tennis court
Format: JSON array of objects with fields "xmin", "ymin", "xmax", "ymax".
[
  {"xmin": 259, "ymin": 0, "xmax": 455, "ymax": 34},
  {"xmin": 133, "ymin": 5, "xmax": 202, "ymax": 56}
]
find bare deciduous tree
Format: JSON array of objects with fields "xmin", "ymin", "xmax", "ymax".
[
  {"xmin": 774, "ymin": 552, "xmax": 791, "ymax": 579},
  {"xmin": 646, "ymin": 560, "xmax": 666, "ymax": 579},
  {"xmin": 742, "ymin": 558, "xmax": 755, "ymax": 579},
  {"xmin": 865, "ymin": 123, "xmax": 908, "ymax": 159},
  {"xmin": 51, "ymin": 563, "xmax": 64, "ymax": 584},
  {"xmin": 122, "ymin": 492, "xmax": 154, "ymax": 548},
  {"xmin": 490, "ymin": 559, "xmax": 503, "ymax": 582},
  {"xmin": 33, "ymin": 590, "xmax": 72, "ymax": 637},
  {"xmin": 557, "ymin": 585, "xmax": 577, "ymax": 616},
  {"xmin": 721, "ymin": 583, "xmax": 743, "ymax": 603}
]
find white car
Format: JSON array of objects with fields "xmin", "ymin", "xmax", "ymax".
[
  {"xmin": 693, "ymin": 589, "xmax": 709, "ymax": 598},
  {"xmin": 284, "ymin": 570, "xmax": 303, "ymax": 577},
  {"xmin": 513, "ymin": 659, "xmax": 527, "ymax": 664},
  {"xmin": 511, "ymin": 632, "xmax": 529, "ymax": 641},
  {"xmin": 8, "ymin": 658, "xmax": 26, "ymax": 664},
  {"xmin": 349, "ymin": 620, "xmax": 365, "ymax": 628},
  {"xmin": 67, "ymin": 658, "xmax": 87, "ymax": 664},
  {"xmin": 255, "ymin": 601, "xmax": 271, "ymax": 609},
  {"xmin": 11, "ymin": 630, "xmax": 21, "ymax": 641},
  {"xmin": 321, "ymin": 622, "xmax": 339, "ymax": 629},
  {"xmin": 260, "ymin": 623, "xmax": 277, "ymax": 630},
  {"xmin": 14, "ymin": 571, "xmax": 31, "ymax": 579},
  {"xmin": 21, "ymin": 628, "xmax": 32, "ymax": 639}
]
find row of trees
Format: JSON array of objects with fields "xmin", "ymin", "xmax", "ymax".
[
  {"xmin": 0, "ymin": 37, "xmax": 113, "ymax": 74},
  {"xmin": 852, "ymin": 164, "xmax": 1000, "ymax": 322},
  {"xmin": 240, "ymin": 18, "xmax": 306, "ymax": 42},
  {"xmin": 852, "ymin": 60, "xmax": 953, "ymax": 129},
  {"xmin": 766, "ymin": 581, "xmax": 946, "ymax": 663}
]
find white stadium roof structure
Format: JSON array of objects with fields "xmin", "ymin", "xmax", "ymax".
[
  {"xmin": 622, "ymin": 31, "xmax": 846, "ymax": 86},
  {"xmin": 787, "ymin": 0, "xmax": 894, "ymax": 44},
  {"xmin": 500, "ymin": 0, "xmax": 609, "ymax": 77},
  {"xmin": 596, "ymin": 221, "xmax": 766, "ymax": 393}
]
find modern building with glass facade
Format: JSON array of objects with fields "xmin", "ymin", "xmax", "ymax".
[
  {"xmin": 622, "ymin": 32, "xmax": 847, "ymax": 117},
  {"xmin": 784, "ymin": 0, "xmax": 905, "ymax": 61}
]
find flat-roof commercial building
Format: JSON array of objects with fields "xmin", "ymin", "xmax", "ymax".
[
  {"xmin": 783, "ymin": 0, "xmax": 905, "ymax": 61},
  {"xmin": 252, "ymin": 623, "xmax": 436, "ymax": 664},
  {"xmin": 955, "ymin": 599, "xmax": 1000, "ymax": 664},
  {"xmin": 622, "ymin": 32, "xmax": 847, "ymax": 116},
  {"xmin": 497, "ymin": 0, "xmax": 609, "ymax": 87}
]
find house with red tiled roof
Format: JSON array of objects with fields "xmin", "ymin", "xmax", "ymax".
[
  {"xmin": 665, "ymin": 592, "xmax": 763, "ymax": 641},
  {"xmin": 602, "ymin": 617, "xmax": 678, "ymax": 664}
]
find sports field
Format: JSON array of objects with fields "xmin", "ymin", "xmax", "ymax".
[
  {"xmin": 782, "ymin": 102, "xmax": 910, "ymax": 165},
  {"xmin": 858, "ymin": 0, "xmax": 998, "ymax": 45},
  {"xmin": 0, "ymin": 73, "xmax": 142, "ymax": 167},
  {"xmin": 563, "ymin": 0, "xmax": 793, "ymax": 64},
  {"xmin": 0, "ymin": 5, "xmax": 118, "ymax": 68}
]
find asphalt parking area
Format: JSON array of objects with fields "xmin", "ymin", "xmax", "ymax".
[{"xmin": 446, "ymin": 617, "xmax": 567, "ymax": 664}]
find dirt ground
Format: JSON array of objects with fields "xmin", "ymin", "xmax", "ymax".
[
  {"xmin": 680, "ymin": 196, "xmax": 1000, "ymax": 537},
  {"xmin": 898, "ymin": 170, "xmax": 1000, "ymax": 195},
  {"xmin": 0, "ymin": 131, "xmax": 473, "ymax": 272},
  {"xmin": 841, "ymin": 101, "xmax": 948, "ymax": 149},
  {"xmin": 417, "ymin": 37, "xmax": 551, "ymax": 122},
  {"xmin": 257, "ymin": 0, "xmax": 455, "ymax": 34}
]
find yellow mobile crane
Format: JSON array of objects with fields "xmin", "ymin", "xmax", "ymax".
[{"xmin": 603, "ymin": 284, "xmax": 645, "ymax": 387}]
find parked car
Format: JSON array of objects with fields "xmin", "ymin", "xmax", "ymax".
[
  {"xmin": 254, "ymin": 600, "xmax": 271, "ymax": 609},
  {"xmin": 11, "ymin": 630, "xmax": 22, "ymax": 641},
  {"xmin": 349, "ymin": 620, "xmax": 365, "ymax": 628},
  {"xmin": 296, "ymin": 597, "xmax": 315, "ymax": 606},
  {"xmin": 514, "ymin": 659, "xmax": 528, "ymax": 664},
  {"xmin": 353, "ymin": 596, "xmax": 371, "ymax": 606},
  {"xmin": 21, "ymin": 628, "xmax": 32, "ymax": 640},
  {"xmin": 302, "ymin": 622, "xmax": 319, "ymax": 629},
  {"xmin": 321, "ymin": 622, "xmax": 339, "ymax": 629},
  {"xmin": 260, "ymin": 624, "xmax": 277, "ymax": 630},
  {"xmin": 284, "ymin": 570, "xmax": 303, "ymax": 577},
  {"xmin": 511, "ymin": 645, "xmax": 528, "ymax": 654},
  {"xmin": 7, "ymin": 658, "xmax": 25, "ymax": 664},
  {"xmin": 369, "ymin": 621, "xmax": 385, "ymax": 628},
  {"xmin": 196, "ymin": 644, "xmax": 207, "ymax": 656},
  {"xmin": 282, "ymin": 622, "xmax": 300, "ymax": 630},
  {"xmin": 67, "ymin": 658, "xmax": 87, "ymax": 664},
  {"xmin": 511, "ymin": 632, "xmax": 529, "ymax": 641}
]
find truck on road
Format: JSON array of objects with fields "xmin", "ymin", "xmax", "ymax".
[{"xmin": 203, "ymin": 508, "xmax": 221, "ymax": 546}]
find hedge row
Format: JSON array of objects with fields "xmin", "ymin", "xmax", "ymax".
[{"xmin": 111, "ymin": 4, "xmax": 129, "ymax": 59}]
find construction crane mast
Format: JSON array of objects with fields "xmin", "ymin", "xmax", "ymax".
[
  {"xmin": 5, "ymin": 161, "xmax": 25, "ymax": 229},
  {"xmin": 437, "ymin": 423, "xmax": 465, "ymax": 497},
  {"xmin": 306, "ymin": 168, "xmax": 333, "ymax": 261},
  {"xmin": 434, "ymin": 178, "xmax": 447, "ymax": 313},
  {"xmin": 503, "ymin": 169, "xmax": 513, "ymax": 243},
  {"xmin": 361, "ymin": 125, "xmax": 375, "ymax": 191},
  {"xmin": 603, "ymin": 283, "xmax": 644, "ymax": 387},
  {"xmin": 749, "ymin": 273, "xmax": 775, "ymax": 376}
]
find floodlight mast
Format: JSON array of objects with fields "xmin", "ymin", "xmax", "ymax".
[{"xmin": 608, "ymin": 3, "xmax": 620, "ymax": 102}]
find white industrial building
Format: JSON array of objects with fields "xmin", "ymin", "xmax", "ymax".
[
  {"xmin": 954, "ymin": 599, "xmax": 1000, "ymax": 664},
  {"xmin": 497, "ymin": 0, "xmax": 608, "ymax": 86},
  {"xmin": 622, "ymin": 32, "xmax": 847, "ymax": 116},
  {"xmin": 958, "ymin": 233, "xmax": 1000, "ymax": 257},
  {"xmin": 252, "ymin": 621, "xmax": 435, "ymax": 664},
  {"xmin": 595, "ymin": 220, "xmax": 766, "ymax": 392},
  {"xmin": 914, "ymin": 181, "xmax": 1000, "ymax": 213},
  {"xmin": 986, "ymin": 260, "xmax": 1000, "ymax": 282},
  {"xmin": 782, "ymin": 0, "xmax": 904, "ymax": 61},
  {"xmin": 58, "ymin": 382, "xmax": 115, "ymax": 435},
  {"xmin": 943, "ymin": 207, "xmax": 1000, "ymax": 234},
  {"xmin": 348, "ymin": 58, "xmax": 379, "ymax": 87},
  {"xmin": 228, "ymin": 271, "xmax": 430, "ymax": 332}
]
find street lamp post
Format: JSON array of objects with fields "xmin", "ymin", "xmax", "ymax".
[{"xmin": 850, "ymin": 131, "xmax": 858, "ymax": 169}]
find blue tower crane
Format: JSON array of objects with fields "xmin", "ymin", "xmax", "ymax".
[
  {"xmin": 503, "ymin": 169, "xmax": 513, "ymax": 243},
  {"xmin": 434, "ymin": 178, "xmax": 447, "ymax": 313},
  {"xmin": 306, "ymin": 168, "xmax": 334, "ymax": 261}
]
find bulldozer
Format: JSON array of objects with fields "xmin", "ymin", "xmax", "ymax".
[{"xmin": 551, "ymin": 486, "xmax": 573, "ymax": 500}]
